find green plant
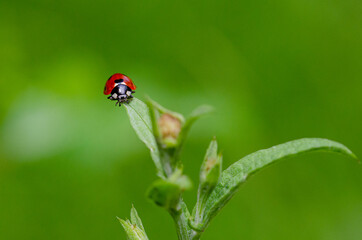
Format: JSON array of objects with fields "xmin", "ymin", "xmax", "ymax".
[{"xmin": 117, "ymin": 98, "xmax": 356, "ymax": 240}]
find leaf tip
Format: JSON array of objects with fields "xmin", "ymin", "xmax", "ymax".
[
  {"xmin": 350, "ymin": 152, "xmax": 358, "ymax": 160},
  {"xmin": 117, "ymin": 216, "xmax": 126, "ymax": 225}
]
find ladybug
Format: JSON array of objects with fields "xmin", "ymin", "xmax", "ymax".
[{"xmin": 104, "ymin": 73, "xmax": 136, "ymax": 106}]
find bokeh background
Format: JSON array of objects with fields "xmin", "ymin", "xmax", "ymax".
[{"xmin": 0, "ymin": 0, "xmax": 361, "ymax": 239}]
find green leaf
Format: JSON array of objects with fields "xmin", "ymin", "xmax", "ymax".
[
  {"xmin": 192, "ymin": 138, "xmax": 222, "ymax": 227},
  {"xmin": 181, "ymin": 105, "xmax": 213, "ymax": 139},
  {"xmin": 118, "ymin": 218, "xmax": 148, "ymax": 240},
  {"xmin": 175, "ymin": 105, "xmax": 213, "ymax": 160},
  {"xmin": 124, "ymin": 98, "xmax": 164, "ymax": 178},
  {"xmin": 130, "ymin": 205, "xmax": 145, "ymax": 232},
  {"xmin": 188, "ymin": 105, "xmax": 214, "ymax": 121},
  {"xmin": 118, "ymin": 206, "xmax": 149, "ymax": 240},
  {"xmin": 169, "ymin": 170, "xmax": 193, "ymax": 191},
  {"xmin": 147, "ymin": 179, "xmax": 182, "ymax": 209},
  {"xmin": 147, "ymin": 170, "xmax": 192, "ymax": 210},
  {"xmin": 199, "ymin": 138, "xmax": 356, "ymax": 229},
  {"xmin": 199, "ymin": 137, "xmax": 221, "ymax": 186}
]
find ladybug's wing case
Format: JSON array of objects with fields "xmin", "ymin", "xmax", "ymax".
[
  {"xmin": 103, "ymin": 73, "xmax": 136, "ymax": 95},
  {"xmin": 103, "ymin": 73, "xmax": 123, "ymax": 95},
  {"xmin": 104, "ymin": 79, "xmax": 116, "ymax": 95},
  {"xmin": 122, "ymin": 76, "xmax": 137, "ymax": 90}
]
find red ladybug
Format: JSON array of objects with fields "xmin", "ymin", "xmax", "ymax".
[{"xmin": 104, "ymin": 73, "xmax": 136, "ymax": 106}]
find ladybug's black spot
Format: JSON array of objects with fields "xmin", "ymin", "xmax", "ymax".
[{"xmin": 114, "ymin": 79, "xmax": 124, "ymax": 83}]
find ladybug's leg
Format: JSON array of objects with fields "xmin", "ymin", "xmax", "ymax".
[{"xmin": 111, "ymin": 85, "xmax": 134, "ymax": 105}]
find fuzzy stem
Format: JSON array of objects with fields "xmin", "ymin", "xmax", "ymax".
[{"xmin": 169, "ymin": 200, "xmax": 198, "ymax": 240}]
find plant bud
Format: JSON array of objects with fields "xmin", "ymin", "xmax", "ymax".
[
  {"xmin": 147, "ymin": 170, "xmax": 192, "ymax": 210},
  {"xmin": 158, "ymin": 113, "xmax": 182, "ymax": 147},
  {"xmin": 199, "ymin": 138, "xmax": 222, "ymax": 188},
  {"xmin": 201, "ymin": 154, "xmax": 222, "ymax": 188},
  {"xmin": 192, "ymin": 139, "xmax": 222, "ymax": 226},
  {"xmin": 118, "ymin": 206, "xmax": 149, "ymax": 240}
]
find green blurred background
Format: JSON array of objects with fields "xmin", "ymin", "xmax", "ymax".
[{"xmin": 0, "ymin": 0, "xmax": 361, "ymax": 239}]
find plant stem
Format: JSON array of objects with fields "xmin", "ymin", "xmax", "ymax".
[
  {"xmin": 171, "ymin": 211, "xmax": 190, "ymax": 240},
  {"xmin": 169, "ymin": 199, "xmax": 201, "ymax": 240},
  {"xmin": 194, "ymin": 188, "xmax": 207, "ymax": 225},
  {"xmin": 190, "ymin": 231, "xmax": 202, "ymax": 240}
]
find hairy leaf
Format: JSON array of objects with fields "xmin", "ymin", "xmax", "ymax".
[
  {"xmin": 124, "ymin": 98, "xmax": 164, "ymax": 177},
  {"xmin": 200, "ymin": 138, "xmax": 356, "ymax": 229}
]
